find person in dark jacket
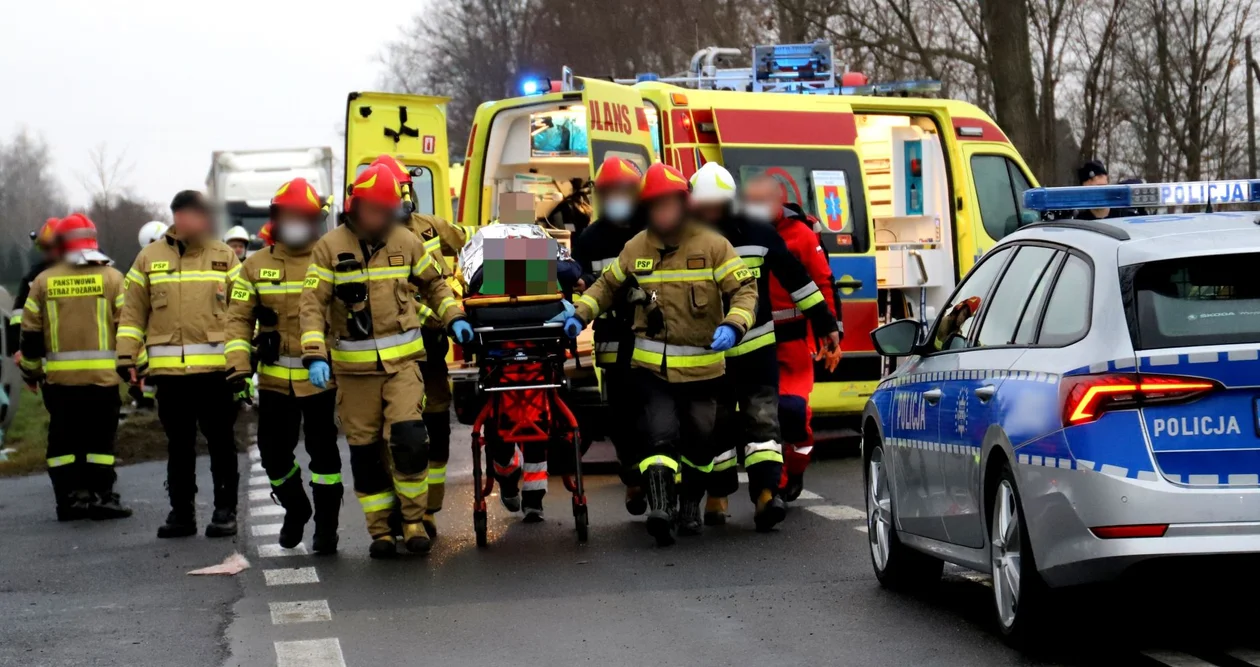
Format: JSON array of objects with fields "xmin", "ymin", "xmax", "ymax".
[{"xmin": 7, "ymin": 218, "xmax": 61, "ymax": 357}]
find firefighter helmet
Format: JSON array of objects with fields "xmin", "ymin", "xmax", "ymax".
[
  {"xmin": 258, "ymin": 220, "xmax": 275, "ymax": 246},
  {"xmin": 347, "ymin": 164, "xmax": 403, "ymax": 210},
  {"xmin": 271, "ymin": 177, "xmax": 324, "ymax": 215},
  {"xmin": 689, "ymin": 162, "xmax": 737, "ymax": 204},
  {"xmin": 30, "ymin": 217, "xmax": 59, "ymax": 249},
  {"xmin": 55, "ymin": 214, "xmax": 110, "ymax": 264},
  {"xmin": 137, "ymin": 220, "xmax": 168, "ymax": 248},
  {"xmin": 594, "ymin": 157, "xmax": 642, "ymax": 190},
  {"xmin": 639, "ymin": 163, "xmax": 690, "ymax": 201},
  {"xmin": 370, "ymin": 155, "xmax": 411, "ymax": 184},
  {"xmin": 224, "ymin": 225, "xmax": 250, "ymax": 244}
]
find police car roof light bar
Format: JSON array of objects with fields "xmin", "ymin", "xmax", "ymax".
[{"xmin": 1024, "ymin": 179, "xmax": 1260, "ymax": 212}]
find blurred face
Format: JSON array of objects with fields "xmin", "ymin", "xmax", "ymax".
[
  {"xmin": 646, "ymin": 195, "xmax": 685, "ymax": 236},
  {"xmin": 275, "ymin": 213, "xmax": 320, "ymax": 248},
  {"xmin": 597, "ymin": 184, "xmax": 638, "ymax": 223},
  {"xmin": 742, "ymin": 177, "xmax": 783, "ymax": 224},
  {"xmin": 173, "ymin": 208, "xmax": 211, "ymax": 238},
  {"xmin": 690, "ymin": 202, "xmax": 726, "ymax": 226},
  {"xmin": 1083, "ymin": 173, "xmax": 1109, "ymax": 187},
  {"xmin": 354, "ymin": 199, "xmax": 394, "ymax": 237},
  {"xmin": 227, "ymin": 240, "xmax": 247, "ymax": 259}
]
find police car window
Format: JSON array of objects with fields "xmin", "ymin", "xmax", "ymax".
[
  {"xmin": 1038, "ymin": 254, "xmax": 1092, "ymax": 346},
  {"xmin": 1131, "ymin": 252, "xmax": 1260, "ymax": 348},
  {"xmin": 976, "ymin": 245, "xmax": 1058, "ymax": 347},
  {"xmin": 1013, "ymin": 251, "xmax": 1062, "ymax": 344},
  {"xmin": 930, "ymin": 246, "xmax": 1013, "ymax": 352},
  {"xmin": 971, "ymin": 155, "xmax": 1032, "ymax": 241},
  {"xmin": 354, "ymin": 163, "xmax": 435, "ymax": 215}
]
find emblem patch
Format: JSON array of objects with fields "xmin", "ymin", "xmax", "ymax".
[
  {"xmin": 212, "ymin": 261, "xmax": 229, "ymax": 271},
  {"xmin": 258, "ymin": 268, "xmax": 282, "ymax": 280},
  {"xmin": 633, "ymin": 258, "xmax": 654, "ymax": 272},
  {"xmin": 149, "ymin": 261, "xmax": 170, "ymax": 272},
  {"xmin": 389, "ymin": 255, "xmax": 406, "ymax": 267}
]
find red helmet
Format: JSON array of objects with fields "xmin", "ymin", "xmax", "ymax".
[
  {"xmin": 55, "ymin": 214, "xmax": 100, "ymax": 253},
  {"xmin": 31, "ymin": 217, "xmax": 59, "ymax": 249},
  {"xmin": 271, "ymin": 177, "xmax": 323, "ymax": 215},
  {"xmin": 348, "ymin": 164, "xmax": 403, "ymax": 210},
  {"xmin": 258, "ymin": 220, "xmax": 275, "ymax": 246},
  {"xmin": 639, "ymin": 163, "xmax": 690, "ymax": 201},
  {"xmin": 370, "ymin": 155, "xmax": 411, "ymax": 185},
  {"xmin": 594, "ymin": 157, "xmax": 641, "ymax": 190}
]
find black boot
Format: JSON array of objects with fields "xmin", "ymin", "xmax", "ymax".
[
  {"xmin": 522, "ymin": 490, "xmax": 544, "ymax": 524},
  {"xmin": 205, "ymin": 508, "xmax": 238, "ymax": 538},
  {"xmin": 781, "ymin": 472, "xmax": 805, "ymax": 503},
  {"xmin": 311, "ymin": 484, "xmax": 342, "ymax": 555},
  {"xmin": 272, "ymin": 476, "xmax": 312, "ymax": 549},
  {"xmin": 56, "ymin": 490, "xmax": 92, "ymax": 522},
  {"xmin": 88, "ymin": 491, "xmax": 133, "ymax": 520},
  {"xmin": 157, "ymin": 505, "xmax": 197, "ymax": 538},
  {"xmin": 369, "ymin": 536, "xmax": 397, "ymax": 559},
  {"xmin": 677, "ymin": 496, "xmax": 702, "ymax": 536},
  {"xmin": 643, "ymin": 464, "xmax": 677, "ymax": 547},
  {"xmin": 754, "ymin": 489, "xmax": 787, "ymax": 533},
  {"xmin": 624, "ymin": 486, "xmax": 647, "ymax": 516}
]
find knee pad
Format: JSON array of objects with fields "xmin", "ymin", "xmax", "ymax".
[
  {"xmin": 349, "ymin": 445, "xmax": 391, "ymax": 495},
  {"xmin": 779, "ymin": 395, "xmax": 809, "ymax": 444},
  {"xmin": 389, "ymin": 420, "xmax": 430, "ymax": 475},
  {"xmin": 422, "ymin": 411, "xmax": 450, "ymax": 461}
]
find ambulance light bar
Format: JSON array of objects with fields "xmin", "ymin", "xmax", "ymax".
[
  {"xmin": 1023, "ymin": 179, "xmax": 1260, "ymax": 211},
  {"xmin": 519, "ymin": 77, "xmax": 552, "ymax": 96}
]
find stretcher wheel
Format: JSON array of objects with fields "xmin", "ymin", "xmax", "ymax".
[
  {"xmin": 474, "ymin": 510, "xmax": 488, "ymax": 548},
  {"xmin": 573, "ymin": 500, "xmax": 588, "ymax": 543}
]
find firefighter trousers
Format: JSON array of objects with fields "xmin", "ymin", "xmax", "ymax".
[
  {"xmin": 636, "ymin": 370, "xmax": 719, "ymax": 501},
  {"xmin": 257, "ymin": 389, "xmax": 342, "ymax": 492},
  {"xmin": 777, "ymin": 338, "xmax": 815, "ymax": 476},
  {"xmin": 489, "ymin": 438, "xmax": 549, "ymax": 512},
  {"xmin": 44, "ymin": 384, "xmax": 121, "ymax": 504},
  {"xmin": 602, "ymin": 364, "xmax": 644, "ymax": 488},
  {"xmin": 420, "ymin": 328, "xmax": 451, "ymax": 514},
  {"xmin": 156, "ymin": 372, "xmax": 239, "ymax": 512},
  {"xmin": 337, "ymin": 365, "xmax": 429, "ymax": 540},
  {"xmin": 711, "ymin": 347, "xmax": 785, "ymax": 502}
]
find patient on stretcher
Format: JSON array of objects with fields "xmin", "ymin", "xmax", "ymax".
[{"xmin": 458, "ymin": 224, "xmax": 579, "ymax": 326}]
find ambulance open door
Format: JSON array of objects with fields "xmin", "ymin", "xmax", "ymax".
[
  {"xmin": 343, "ymin": 92, "xmax": 453, "ymax": 220},
  {"xmin": 579, "ymin": 78, "xmax": 657, "ymax": 180}
]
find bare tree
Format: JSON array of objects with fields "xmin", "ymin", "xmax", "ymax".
[
  {"xmin": 0, "ymin": 129, "xmax": 66, "ymax": 285},
  {"xmin": 77, "ymin": 143, "xmax": 134, "ymax": 210}
]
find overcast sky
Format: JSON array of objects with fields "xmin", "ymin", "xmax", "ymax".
[{"xmin": 0, "ymin": 0, "xmax": 404, "ymax": 209}]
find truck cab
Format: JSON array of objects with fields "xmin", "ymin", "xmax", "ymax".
[{"xmin": 206, "ymin": 147, "xmax": 335, "ymax": 244}]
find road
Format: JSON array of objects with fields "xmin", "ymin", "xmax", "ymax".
[{"xmin": 3, "ymin": 422, "xmax": 1259, "ymax": 666}]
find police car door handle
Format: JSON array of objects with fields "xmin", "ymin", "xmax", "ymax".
[
  {"xmin": 974, "ymin": 385, "xmax": 996, "ymax": 402},
  {"xmin": 923, "ymin": 388, "xmax": 943, "ymax": 404}
]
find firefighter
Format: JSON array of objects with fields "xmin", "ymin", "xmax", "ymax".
[
  {"xmin": 224, "ymin": 225, "xmax": 250, "ymax": 261},
  {"xmin": 299, "ymin": 164, "xmax": 473, "ymax": 559},
  {"xmin": 118, "ymin": 190, "xmax": 242, "ymax": 539},
  {"xmin": 130, "ymin": 221, "xmax": 168, "ymax": 410},
  {"xmin": 225, "ymin": 178, "xmax": 342, "ymax": 554},
  {"xmin": 742, "ymin": 176, "xmax": 842, "ymax": 501},
  {"xmin": 688, "ymin": 164, "xmax": 840, "ymax": 530},
  {"xmin": 571, "ymin": 156, "xmax": 646, "ymax": 515},
  {"xmin": 371, "ymin": 154, "xmax": 477, "ymax": 538},
  {"xmin": 7, "ymin": 218, "xmax": 61, "ymax": 357},
  {"xmin": 565, "ymin": 163, "xmax": 758, "ymax": 546},
  {"xmin": 18, "ymin": 214, "xmax": 132, "ymax": 521}
]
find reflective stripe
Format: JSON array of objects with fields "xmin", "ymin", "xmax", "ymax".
[
  {"xmin": 358, "ymin": 491, "xmax": 397, "ymax": 513},
  {"xmin": 423, "ymin": 237, "xmax": 441, "ymax": 253},
  {"xmin": 47, "ymin": 454, "xmax": 75, "ymax": 468},
  {"xmin": 772, "ymin": 307, "xmax": 803, "ymax": 322},
  {"xmin": 681, "ymin": 456, "xmax": 714, "ymax": 472},
  {"xmin": 638, "ymin": 455, "xmax": 680, "ymax": 474},
  {"xmin": 310, "ymin": 472, "xmax": 342, "ymax": 485},
  {"xmin": 728, "ymin": 307, "xmax": 754, "ymax": 329},
  {"xmin": 428, "ymin": 464, "xmax": 447, "ymax": 483},
  {"xmin": 46, "ymin": 350, "xmax": 116, "ymax": 372},
  {"xmin": 306, "ymin": 265, "xmax": 334, "ymax": 283},
  {"xmin": 23, "ymin": 299, "xmax": 39, "ymax": 314},
  {"xmin": 522, "ymin": 461, "xmax": 548, "ymax": 491},
  {"xmin": 271, "ymin": 463, "xmax": 300, "ymax": 486},
  {"xmin": 790, "ymin": 283, "xmax": 820, "ymax": 302},
  {"xmin": 744, "ymin": 256, "xmax": 765, "ymax": 268},
  {"xmin": 259, "ymin": 363, "xmax": 310, "ymax": 382},
  {"xmin": 412, "ymin": 253, "xmax": 434, "ymax": 277},
  {"xmin": 637, "ymin": 269, "xmax": 712, "ymax": 285},
  {"xmin": 85, "ymin": 453, "xmax": 115, "ymax": 466},
  {"xmin": 745, "ymin": 441, "xmax": 784, "ymax": 467},
  {"xmin": 714, "ymin": 257, "xmax": 745, "ymax": 282},
  {"xmin": 256, "ymin": 281, "xmax": 305, "ymax": 295},
  {"xmin": 746, "ymin": 450, "xmax": 783, "ymax": 467},
  {"xmin": 745, "ymin": 440, "xmax": 782, "ymax": 454},
  {"xmin": 301, "ymin": 331, "xmax": 325, "ymax": 345},
  {"xmin": 126, "ymin": 268, "xmax": 147, "ymax": 286},
  {"xmin": 113, "ymin": 293, "xmax": 125, "ymax": 308},
  {"xmin": 333, "ymin": 266, "xmax": 411, "ymax": 283},
  {"xmin": 8, "ymin": 313, "xmax": 21, "ymax": 325},
  {"xmin": 148, "ymin": 343, "xmax": 226, "ymax": 369},
  {"xmin": 576, "ymin": 294, "xmax": 600, "ymax": 318},
  {"xmin": 436, "ymin": 297, "xmax": 458, "ymax": 318},
  {"xmin": 228, "ymin": 265, "xmax": 241, "ymax": 281},
  {"xmin": 796, "ymin": 290, "xmax": 824, "ymax": 311},
  {"xmin": 47, "ymin": 301, "xmax": 59, "ymax": 353},
  {"xmin": 148, "ymin": 270, "xmax": 229, "ymax": 285},
  {"xmin": 224, "ymin": 339, "xmax": 252, "ymax": 354},
  {"xmin": 608, "ymin": 259, "xmax": 625, "ymax": 281},
  {"xmin": 494, "ymin": 445, "xmax": 523, "ymax": 476},
  {"xmin": 591, "ymin": 257, "xmax": 618, "ymax": 272},
  {"xmin": 733, "ymin": 245, "xmax": 769, "ymax": 257},
  {"xmin": 234, "ymin": 280, "xmax": 257, "ymax": 295},
  {"xmin": 332, "ymin": 328, "xmax": 424, "ymax": 363},
  {"xmin": 711, "ymin": 448, "xmax": 738, "ymax": 472},
  {"xmin": 726, "ymin": 321, "xmax": 776, "ymax": 357},
  {"xmin": 393, "ymin": 477, "xmax": 428, "ymax": 499},
  {"xmin": 792, "ymin": 444, "xmax": 814, "ymax": 456},
  {"xmin": 595, "ymin": 340, "xmax": 619, "ymax": 365},
  {"xmin": 19, "ymin": 356, "xmax": 41, "ymax": 370},
  {"xmin": 96, "ymin": 298, "xmax": 109, "ymax": 349},
  {"xmin": 632, "ymin": 337, "xmax": 724, "ymax": 369},
  {"xmin": 417, "ymin": 303, "xmax": 437, "ymax": 325},
  {"xmin": 117, "ymin": 326, "xmax": 145, "ymax": 342}
]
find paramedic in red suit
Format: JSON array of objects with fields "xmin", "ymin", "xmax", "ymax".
[{"xmin": 741, "ymin": 176, "xmax": 841, "ymax": 501}]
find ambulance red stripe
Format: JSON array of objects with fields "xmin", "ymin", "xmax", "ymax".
[{"xmin": 714, "ymin": 110, "xmax": 857, "ymax": 146}]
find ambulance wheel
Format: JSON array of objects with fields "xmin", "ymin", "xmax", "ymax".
[
  {"xmin": 474, "ymin": 510, "xmax": 488, "ymax": 548},
  {"xmin": 991, "ymin": 462, "xmax": 1048, "ymax": 646},
  {"xmin": 574, "ymin": 504, "xmax": 589, "ymax": 543},
  {"xmin": 866, "ymin": 441, "xmax": 942, "ymax": 591}
]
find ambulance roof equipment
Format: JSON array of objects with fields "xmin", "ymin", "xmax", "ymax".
[{"xmin": 1024, "ymin": 179, "xmax": 1260, "ymax": 213}]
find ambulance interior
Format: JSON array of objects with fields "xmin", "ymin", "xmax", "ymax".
[{"xmin": 854, "ymin": 113, "xmax": 957, "ymax": 325}]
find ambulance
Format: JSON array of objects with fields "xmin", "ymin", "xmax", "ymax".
[{"xmin": 342, "ymin": 42, "xmax": 1041, "ymax": 430}]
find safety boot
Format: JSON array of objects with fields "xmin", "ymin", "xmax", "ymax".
[
  {"xmin": 421, "ymin": 512, "xmax": 438, "ymax": 539},
  {"xmin": 56, "ymin": 491, "xmax": 92, "ymax": 522},
  {"xmin": 781, "ymin": 472, "xmax": 805, "ymax": 503},
  {"xmin": 369, "ymin": 536, "xmax": 397, "ymax": 559},
  {"xmin": 311, "ymin": 484, "xmax": 342, "ymax": 555},
  {"xmin": 624, "ymin": 486, "xmax": 646, "ymax": 516},
  {"xmin": 522, "ymin": 489, "xmax": 544, "ymax": 523},
  {"xmin": 205, "ymin": 508, "xmax": 238, "ymax": 538},
  {"xmin": 677, "ymin": 497, "xmax": 703, "ymax": 536},
  {"xmin": 643, "ymin": 464, "xmax": 677, "ymax": 547},
  {"xmin": 402, "ymin": 521, "xmax": 432, "ymax": 555},
  {"xmin": 88, "ymin": 491, "xmax": 133, "ymax": 520},
  {"xmin": 703, "ymin": 496, "xmax": 728, "ymax": 526},
  {"xmin": 754, "ymin": 489, "xmax": 787, "ymax": 533},
  {"xmin": 157, "ymin": 507, "xmax": 197, "ymax": 538},
  {"xmin": 272, "ymin": 476, "xmax": 312, "ymax": 549}
]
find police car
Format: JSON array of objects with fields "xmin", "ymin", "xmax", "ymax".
[{"xmin": 861, "ymin": 179, "xmax": 1260, "ymax": 641}]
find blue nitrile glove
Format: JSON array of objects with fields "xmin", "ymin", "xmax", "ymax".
[
  {"xmin": 548, "ymin": 299, "xmax": 576, "ymax": 324},
  {"xmin": 308, "ymin": 360, "xmax": 331, "ymax": 389},
  {"xmin": 563, "ymin": 316, "xmax": 585, "ymax": 339},
  {"xmin": 450, "ymin": 319, "xmax": 474, "ymax": 344},
  {"xmin": 710, "ymin": 324, "xmax": 739, "ymax": 352}
]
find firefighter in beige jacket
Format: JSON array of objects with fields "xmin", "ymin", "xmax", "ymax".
[
  {"xmin": 299, "ymin": 164, "xmax": 473, "ymax": 559},
  {"xmin": 116, "ymin": 190, "xmax": 242, "ymax": 539}
]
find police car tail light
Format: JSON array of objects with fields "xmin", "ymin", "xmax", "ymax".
[
  {"xmin": 1061, "ymin": 374, "xmax": 1218, "ymax": 426},
  {"xmin": 1090, "ymin": 524, "xmax": 1169, "ymax": 539}
]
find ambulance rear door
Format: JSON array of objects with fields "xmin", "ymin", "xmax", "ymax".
[
  {"xmin": 344, "ymin": 92, "xmax": 453, "ymax": 220},
  {"xmin": 578, "ymin": 78, "xmax": 657, "ymax": 179}
]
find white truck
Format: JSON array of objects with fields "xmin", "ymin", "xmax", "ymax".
[{"xmin": 205, "ymin": 147, "xmax": 335, "ymax": 242}]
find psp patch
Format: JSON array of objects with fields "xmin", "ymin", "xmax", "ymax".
[
  {"xmin": 389, "ymin": 255, "xmax": 406, "ymax": 267},
  {"xmin": 733, "ymin": 268, "xmax": 753, "ymax": 282},
  {"xmin": 149, "ymin": 261, "xmax": 170, "ymax": 272},
  {"xmin": 47, "ymin": 274, "xmax": 104, "ymax": 298},
  {"xmin": 633, "ymin": 258, "xmax": 654, "ymax": 273},
  {"xmin": 231, "ymin": 287, "xmax": 251, "ymax": 301},
  {"xmin": 258, "ymin": 268, "xmax": 282, "ymax": 281}
]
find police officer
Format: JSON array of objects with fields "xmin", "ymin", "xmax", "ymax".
[
  {"xmin": 688, "ymin": 164, "xmax": 839, "ymax": 531},
  {"xmin": 571, "ymin": 156, "xmax": 646, "ymax": 515},
  {"xmin": 19, "ymin": 214, "xmax": 132, "ymax": 521},
  {"xmin": 371, "ymin": 154, "xmax": 477, "ymax": 538},
  {"xmin": 226, "ymin": 178, "xmax": 342, "ymax": 554},
  {"xmin": 118, "ymin": 190, "xmax": 242, "ymax": 539},
  {"xmin": 566, "ymin": 162, "xmax": 758, "ymax": 546},
  {"xmin": 7, "ymin": 218, "xmax": 61, "ymax": 357},
  {"xmin": 299, "ymin": 164, "xmax": 473, "ymax": 559}
]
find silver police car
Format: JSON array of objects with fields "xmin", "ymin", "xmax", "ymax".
[{"xmin": 862, "ymin": 179, "xmax": 1260, "ymax": 641}]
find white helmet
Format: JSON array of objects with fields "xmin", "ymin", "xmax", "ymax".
[
  {"xmin": 223, "ymin": 225, "xmax": 250, "ymax": 244},
  {"xmin": 689, "ymin": 162, "xmax": 737, "ymax": 205},
  {"xmin": 137, "ymin": 220, "xmax": 168, "ymax": 248}
]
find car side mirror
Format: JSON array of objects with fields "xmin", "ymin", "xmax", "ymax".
[{"xmin": 871, "ymin": 319, "xmax": 924, "ymax": 358}]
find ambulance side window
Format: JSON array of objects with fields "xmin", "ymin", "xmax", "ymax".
[
  {"xmin": 353, "ymin": 163, "xmax": 435, "ymax": 215},
  {"xmin": 971, "ymin": 155, "xmax": 1033, "ymax": 241}
]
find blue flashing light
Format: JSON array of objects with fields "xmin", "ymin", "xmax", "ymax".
[
  {"xmin": 1023, "ymin": 179, "xmax": 1260, "ymax": 212},
  {"xmin": 519, "ymin": 77, "xmax": 551, "ymax": 96},
  {"xmin": 636, "ymin": 73, "xmax": 661, "ymax": 83}
]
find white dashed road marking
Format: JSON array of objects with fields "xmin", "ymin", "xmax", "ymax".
[
  {"xmin": 269, "ymin": 599, "xmax": 332, "ymax": 625},
  {"xmin": 250, "ymin": 476, "xmax": 270, "ymax": 486},
  {"xmin": 796, "ymin": 489, "xmax": 823, "ymax": 501},
  {"xmin": 248, "ymin": 447, "xmax": 260, "ymax": 462},
  {"xmin": 275, "ymin": 638, "xmax": 346, "ymax": 667},
  {"xmin": 854, "ymin": 524, "xmax": 868, "ymax": 533},
  {"xmin": 264, "ymin": 567, "xmax": 320, "ymax": 586},
  {"xmin": 251, "ymin": 461, "xmax": 265, "ymax": 474},
  {"xmin": 736, "ymin": 472, "xmax": 748, "ymax": 484},
  {"xmin": 1142, "ymin": 651, "xmax": 1217, "ymax": 666},
  {"xmin": 250, "ymin": 504, "xmax": 284, "ymax": 518},
  {"xmin": 251, "ymin": 523, "xmax": 282, "ymax": 537},
  {"xmin": 257, "ymin": 543, "xmax": 309, "ymax": 558},
  {"xmin": 249, "ymin": 488, "xmax": 273, "ymax": 502},
  {"xmin": 804, "ymin": 504, "xmax": 866, "ymax": 521},
  {"xmin": 1229, "ymin": 649, "xmax": 1260, "ymax": 666}
]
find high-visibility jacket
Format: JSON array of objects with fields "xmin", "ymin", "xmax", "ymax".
[
  {"xmin": 6, "ymin": 259, "xmax": 52, "ymax": 357},
  {"xmin": 769, "ymin": 208, "xmax": 839, "ymax": 343},
  {"xmin": 405, "ymin": 212, "xmax": 474, "ymax": 327},
  {"xmin": 572, "ymin": 216, "xmax": 643, "ymax": 367},
  {"xmin": 19, "ymin": 261, "xmax": 125, "ymax": 387},
  {"xmin": 117, "ymin": 230, "xmax": 241, "ymax": 376},
  {"xmin": 573, "ymin": 222, "xmax": 758, "ymax": 383},
  {"xmin": 225, "ymin": 243, "xmax": 330, "ymax": 396},
  {"xmin": 299, "ymin": 223, "xmax": 464, "ymax": 375}
]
